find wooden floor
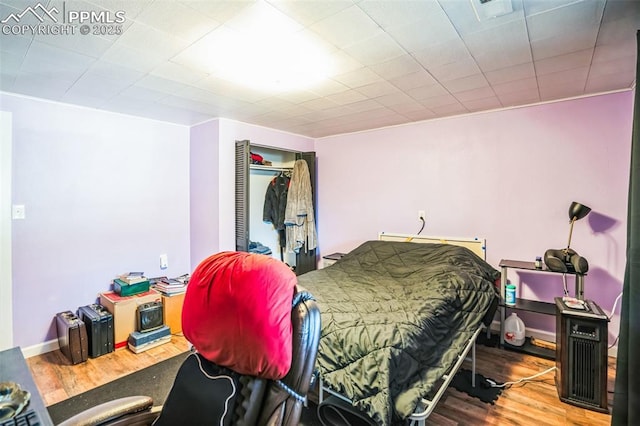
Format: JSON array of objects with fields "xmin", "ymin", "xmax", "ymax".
[{"xmin": 27, "ymin": 335, "xmax": 616, "ymax": 425}]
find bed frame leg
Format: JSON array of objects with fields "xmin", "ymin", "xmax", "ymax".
[{"xmin": 471, "ymin": 337, "xmax": 477, "ymax": 388}]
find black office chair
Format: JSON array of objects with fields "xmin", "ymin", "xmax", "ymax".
[{"xmin": 58, "ymin": 253, "xmax": 321, "ymax": 426}]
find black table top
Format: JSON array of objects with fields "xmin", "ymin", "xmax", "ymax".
[{"xmin": 0, "ymin": 347, "xmax": 54, "ymax": 425}]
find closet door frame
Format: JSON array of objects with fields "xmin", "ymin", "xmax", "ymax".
[{"xmin": 235, "ymin": 140, "xmax": 317, "ymax": 274}]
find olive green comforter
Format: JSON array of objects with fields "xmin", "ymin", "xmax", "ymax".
[{"xmin": 297, "ymin": 240, "xmax": 500, "ymax": 425}]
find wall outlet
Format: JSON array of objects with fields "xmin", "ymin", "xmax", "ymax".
[
  {"xmin": 418, "ymin": 210, "xmax": 426, "ymax": 221},
  {"xmin": 160, "ymin": 254, "xmax": 168, "ymax": 269},
  {"xmin": 12, "ymin": 204, "xmax": 25, "ymax": 219}
]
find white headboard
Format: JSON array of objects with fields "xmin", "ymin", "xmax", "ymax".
[{"xmin": 378, "ymin": 232, "xmax": 487, "ymax": 260}]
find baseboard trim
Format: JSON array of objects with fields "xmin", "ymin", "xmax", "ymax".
[{"xmin": 22, "ymin": 339, "xmax": 59, "ymax": 359}]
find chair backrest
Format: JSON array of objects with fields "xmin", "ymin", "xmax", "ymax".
[{"xmin": 154, "ymin": 289, "xmax": 321, "ymax": 426}]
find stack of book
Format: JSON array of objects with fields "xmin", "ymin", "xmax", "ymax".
[
  {"xmin": 113, "ymin": 272, "xmax": 150, "ymax": 296},
  {"xmin": 151, "ymin": 274, "xmax": 189, "ymax": 295}
]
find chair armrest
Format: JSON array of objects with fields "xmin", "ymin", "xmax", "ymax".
[{"xmin": 57, "ymin": 395, "xmax": 156, "ymax": 426}]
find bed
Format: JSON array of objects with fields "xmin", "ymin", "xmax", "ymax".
[{"xmin": 297, "ymin": 233, "xmax": 500, "ymax": 425}]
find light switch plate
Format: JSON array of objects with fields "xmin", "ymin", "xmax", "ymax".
[{"xmin": 160, "ymin": 254, "xmax": 168, "ymax": 269}]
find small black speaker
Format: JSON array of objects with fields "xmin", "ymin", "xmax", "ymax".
[
  {"xmin": 555, "ymin": 298, "xmax": 609, "ymax": 413},
  {"xmin": 137, "ymin": 301, "xmax": 164, "ymax": 333}
]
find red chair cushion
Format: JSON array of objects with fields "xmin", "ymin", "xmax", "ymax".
[{"xmin": 182, "ymin": 251, "xmax": 297, "ymax": 379}]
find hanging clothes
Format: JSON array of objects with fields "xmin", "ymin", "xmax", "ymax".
[
  {"xmin": 263, "ymin": 172, "xmax": 290, "ymax": 250},
  {"xmin": 284, "ymin": 160, "xmax": 317, "ymax": 253}
]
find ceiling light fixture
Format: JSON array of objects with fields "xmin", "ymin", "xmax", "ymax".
[
  {"xmin": 202, "ymin": 2, "xmax": 332, "ymax": 92},
  {"xmin": 470, "ymin": 0, "xmax": 514, "ymax": 21}
]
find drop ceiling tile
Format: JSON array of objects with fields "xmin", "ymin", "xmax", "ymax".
[
  {"xmin": 429, "ymin": 57, "xmax": 482, "ymax": 83},
  {"xmin": 309, "ymin": 79, "xmax": 351, "ymax": 97},
  {"xmin": 419, "ymin": 94, "xmax": 460, "ymax": 109},
  {"xmin": 589, "ymin": 56, "xmax": 636, "ymax": 79},
  {"xmin": 86, "ymin": 60, "xmax": 145, "ymax": 83},
  {"xmin": 0, "ymin": 49, "xmax": 23, "ymax": 76},
  {"xmin": 534, "ymin": 49, "xmax": 594, "ymax": 76},
  {"xmin": 384, "ymin": 15, "xmax": 460, "ymax": 54},
  {"xmin": 342, "ymin": 32, "xmax": 406, "ymax": 67},
  {"xmin": 412, "ymin": 38, "xmax": 472, "ymax": 70},
  {"xmin": 586, "ymin": 70, "xmax": 635, "ymax": 92},
  {"xmin": 11, "ymin": 71, "xmax": 75, "ymax": 100},
  {"xmin": 491, "ymin": 76, "xmax": 538, "ymax": 96},
  {"xmin": 225, "ymin": 1, "xmax": 303, "ymax": 34},
  {"xmin": 309, "ymin": 5, "xmax": 384, "ymax": 49},
  {"xmin": 389, "ymin": 70, "xmax": 438, "ymax": 91},
  {"xmin": 409, "ymin": 84, "xmax": 449, "ymax": 101},
  {"xmin": 65, "ymin": 72, "xmax": 134, "ymax": 100},
  {"xmin": 134, "ymin": 74, "xmax": 193, "ymax": 95},
  {"xmin": 374, "ymin": 91, "xmax": 418, "ymax": 107},
  {"xmin": 86, "ymin": 0, "xmax": 155, "ymax": 20},
  {"xmin": 430, "ymin": 102, "xmax": 467, "ymax": 116},
  {"xmin": 386, "ymin": 99, "xmax": 428, "ymax": 115},
  {"xmin": 332, "ymin": 67, "xmax": 384, "ymax": 89},
  {"xmin": 526, "ymin": 0, "xmax": 605, "ymax": 42},
  {"xmin": 59, "ymin": 91, "xmax": 109, "ymax": 109},
  {"xmin": 440, "ymin": 73, "xmax": 489, "ymax": 93},
  {"xmin": 484, "ymin": 62, "xmax": 536, "ymax": 85},
  {"xmin": 19, "ymin": 40, "xmax": 95, "ymax": 74},
  {"xmin": 537, "ymin": 66, "xmax": 589, "ymax": 88},
  {"xmin": 355, "ymin": 80, "xmax": 400, "ymax": 98},
  {"xmin": 0, "ymin": 32, "xmax": 31, "ymax": 58},
  {"xmin": 592, "ymin": 41, "xmax": 636, "ymax": 63},
  {"xmin": 193, "ymin": 77, "xmax": 270, "ymax": 103},
  {"xmin": 463, "ymin": 19, "xmax": 532, "ymax": 72},
  {"xmin": 100, "ymin": 43, "xmax": 166, "ymax": 73},
  {"xmin": 454, "ymin": 86, "xmax": 496, "ymax": 102},
  {"xmin": 115, "ymin": 21, "xmax": 190, "ymax": 59},
  {"xmin": 359, "ymin": 0, "xmax": 442, "ymax": 29},
  {"xmin": 368, "ymin": 54, "xmax": 424, "ymax": 80},
  {"xmin": 116, "ymin": 85, "xmax": 168, "ymax": 102},
  {"xmin": 275, "ymin": 90, "xmax": 319, "ymax": 105},
  {"xmin": 268, "ymin": 0, "xmax": 353, "ymax": 27},
  {"xmin": 538, "ymin": 68, "xmax": 590, "ymax": 100},
  {"xmin": 177, "ymin": 0, "xmax": 252, "ymax": 22},
  {"xmin": 34, "ymin": 31, "xmax": 114, "ymax": 59},
  {"xmin": 440, "ymin": 0, "xmax": 524, "ymax": 36},
  {"xmin": 403, "ymin": 109, "xmax": 438, "ymax": 122},
  {"xmin": 298, "ymin": 96, "xmax": 341, "ymax": 111},
  {"xmin": 341, "ymin": 98, "xmax": 385, "ymax": 113},
  {"xmin": 133, "ymin": 1, "xmax": 220, "ymax": 42},
  {"xmin": 159, "ymin": 95, "xmax": 222, "ymax": 115},
  {"xmin": 496, "ymin": 87, "xmax": 540, "ymax": 106},
  {"xmin": 326, "ymin": 89, "xmax": 369, "ymax": 106},
  {"xmin": 151, "ymin": 61, "xmax": 208, "ymax": 85},
  {"xmin": 462, "ymin": 96, "xmax": 502, "ymax": 112},
  {"xmin": 326, "ymin": 49, "xmax": 366, "ymax": 76},
  {"xmin": 530, "ymin": 27, "xmax": 599, "ymax": 61},
  {"xmin": 523, "ymin": 0, "xmax": 583, "ymax": 17}
]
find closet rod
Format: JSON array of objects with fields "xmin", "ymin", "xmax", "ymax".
[{"xmin": 250, "ymin": 164, "xmax": 293, "ymax": 172}]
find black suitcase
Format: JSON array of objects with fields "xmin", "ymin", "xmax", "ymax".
[
  {"xmin": 55, "ymin": 311, "xmax": 88, "ymax": 364},
  {"xmin": 78, "ymin": 304, "xmax": 114, "ymax": 358}
]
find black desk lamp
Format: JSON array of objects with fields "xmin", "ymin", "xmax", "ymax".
[{"xmin": 544, "ymin": 202, "xmax": 591, "ymax": 274}]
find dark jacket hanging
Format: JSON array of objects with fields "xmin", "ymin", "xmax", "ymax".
[{"xmin": 263, "ymin": 173, "xmax": 290, "ymax": 246}]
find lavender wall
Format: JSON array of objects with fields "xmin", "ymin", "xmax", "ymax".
[
  {"xmin": 216, "ymin": 119, "xmax": 315, "ymax": 252},
  {"xmin": 314, "ymin": 92, "xmax": 633, "ymax": 344},
  {"xmin": 188, "ymin": 118, "xmax": 314, "ymax": 268},
  {"xmin": 4, "ymin": 93, "xmax": 191, "ymax": 349},
  {"xmin": 190, "ymin": 119, "xmax": 220, "ymax": 268}
]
